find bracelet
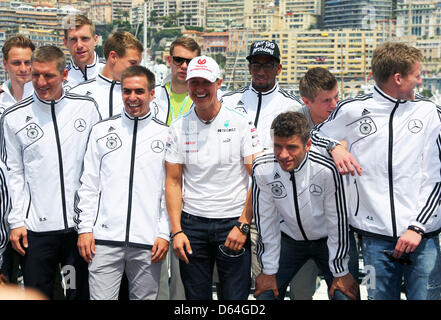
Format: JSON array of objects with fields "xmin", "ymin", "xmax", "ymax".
[
  {"xmin": 171, "ymin": 230, "xmax": 184, "ymax": 239},
  {"xmin": 408, "ymin": 225, "xmax": 424, "ymax": 236}
]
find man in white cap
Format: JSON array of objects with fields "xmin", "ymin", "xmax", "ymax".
[{"xmin": 165, "ymin": 56, "xmax": 262, "ymax": 299}]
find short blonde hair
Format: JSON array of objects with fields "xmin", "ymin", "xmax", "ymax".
[
  {"xmin": 371, "ymin": 42, "xmax": 422, "ymax": 85},
  {"xmin": 103, "ymin": 31, "xmax": 143, "ymax": 59}
]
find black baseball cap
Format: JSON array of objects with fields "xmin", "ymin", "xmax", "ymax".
[{"xmin": 246, "ymin": 40, "xmax": 280, "ymax": 63}]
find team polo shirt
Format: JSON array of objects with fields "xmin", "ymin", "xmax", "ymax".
[{"xmin": 165, "ymin": 104, "xmax": 262, "ymax": 219}]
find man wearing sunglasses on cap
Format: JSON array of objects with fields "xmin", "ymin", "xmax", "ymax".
[{"xmin": 151, "ymin": 37, "xmax": 201, "ymax": 126}]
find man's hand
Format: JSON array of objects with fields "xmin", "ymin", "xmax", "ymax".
[
  {"xmin": 77, "ymin": 232, "xmax": 95, "ymax": 263},
  {"xmin": 9, "ymin": 227, "xmax": 28, "ymax": 256},
  {"xmin": 329, "ymin": 273, "xmax": 359, "ymax": 300},
  {"xmin": 253, "ymin": 273, "xmax": 279, "ymax": 298},
  {"xmin": 172, "ymin": 232, "xmax": 192, "ymax": 264},
  {"xmin": 393, "ymin": 229, "xmax": 422, "ymax": 258},
  {"xmin": 151, "ymin": 237, "xmax": 169, "ymax": 263},
  {"xmin": 330, "ymin": 145, "xmax": 362, "ymax": 176},
  {"xmin": 224, "ymin": 225, "xmax": 247, "ymax": 252},
  {"xmin": 0, "ymin": 271, "xmax": 9, "ymax": 285}
]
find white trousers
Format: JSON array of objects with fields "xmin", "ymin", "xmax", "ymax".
[{"xmin": 89, "ymin": 245, "xmax": 161, "ymax": 300}]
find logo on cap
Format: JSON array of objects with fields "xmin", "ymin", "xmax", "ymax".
[{"xmin": 198, "ymin": 58, "xmax": 206, "ymax": 65}]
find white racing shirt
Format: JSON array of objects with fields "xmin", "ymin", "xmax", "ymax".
[
  {"xmin": 165, "ymin": 104, "xmax": 262, "ymax": 219},
  {"xmin": 75, "ymin": 110, "xmax": 170, "ymax": 248}
]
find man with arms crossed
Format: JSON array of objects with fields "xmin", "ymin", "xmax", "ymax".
[
  {"xmin": 311, "ymin": 42, "xmax": 441, "ymax": 299},
  {"xmin": 75, "ymin": 66, "xmax": 169, "ymax": 300},
  {"xmin": 253, "ymin": 111, "xmax": 359, "ymax": 300},
  {"xmin": 165, "ymin": 56, "xmax": 262, "ymax": 299}
]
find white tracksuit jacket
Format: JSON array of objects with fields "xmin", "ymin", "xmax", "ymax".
[
  {"xmin": 69, "ymin": 73, "xmax": 123, "ymax": 119},
  {"xmin": 0, "ymin": 81, "xmax": 34, "ymax": 115},
  {"xmin": 0, "ymin": 91, "xmax": 101, "ymax": 233},
  {"xmin": 74, "ymin": 110, "xmax": 170, "ymax": 248},
  {"xmin": 64, "ymin": 52, "xmax": 105, "ymax": 91},
  {"xmin": 0, "ymin": 161, "xmax": 11, "ymax": 268},
  {"xmin": 252, "ymin": 148, "xmax": 350, "ymax": 277},
  {"xmin": 311, "ymin": 86, "xmax": 441, "ymax": 240},
  {"xmin": 220, "ymin": 82, "xmax": 305, "ymax": 148}
]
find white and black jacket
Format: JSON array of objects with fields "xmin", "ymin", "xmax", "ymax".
[
  {"xmin": 64, "ymin": 52, "xmax": 105, "ymax": 91},
  {"xmin": 220, "ymin": 82, "xmax": 305, "ymax": 148},
  {"xmin": 0, "ymin": 161, "xmax": 11, "ymax": 268},
  {"xmin": 74, "ymin": 110, "xmax": 170, "ymax": 249},
  {"xmin": 252, "ymin": 148, "xmax": 350, "ymax": 277},
  {"xmin": 69, "ymin": 73, "xmax": 123, "ymax": 119},
  {"xmin": 0, "ymin": 91, "xmax": 101, "ymax": 233},
  {"xmin": 0, "ymin": 81, "xmax": 34, "ymax": 115},
  {"xmin": 311, "ymin": 86, "xmax": 441, "ymax": 240}
]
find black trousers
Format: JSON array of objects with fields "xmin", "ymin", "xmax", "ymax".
[{"xmin": 21, "ymin": 229, "xmax": 89, "ymax": 300}]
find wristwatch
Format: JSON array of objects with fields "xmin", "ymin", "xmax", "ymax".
[
  {"xmin": 326, "ymin": 140, "xmax": 340, "ymax": 152},
  {"xmin": 235, "ymin": 221, "xmax": 250, "ymax": 234}
]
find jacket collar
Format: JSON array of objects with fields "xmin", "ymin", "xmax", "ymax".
[
  {"xmin": 123, "ymin": 108, "xmax": 152, "ymax": 121},
  {"xmin": 33, "ymin": 89, "xmax": 66, "ymax": 106},
  {"xmin": 70, "ymin": 51, "xmax": 99, "ymax": 71},
  {"xmin": 0, "ymin": 80, "xmax": 34, "ymax": 103},
  {"xmin": 373, "ymin": 85, "xmax": 408, "ymax": 104},
  {"xmin": 293, "ymin": 152, "xmax": 309, "ymax": 174},
  {"xmin": 249, "ymin": 81, "xmax": 279, "ymax": 96},
  {"xmin": 98, "ymin": 73, "xmax": 120, "ymax": 85}
]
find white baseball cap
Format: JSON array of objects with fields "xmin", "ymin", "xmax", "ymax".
[{"xmin": 186, "ymin": 55, "xmax": 220, "ymax": 83}]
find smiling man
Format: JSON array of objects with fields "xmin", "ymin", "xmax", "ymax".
[
  {"xmin": 75, "ymin": 65, "xmax": 169, "ymax": 300},
  {"xmin": 0, "ymin": 35, "xmax": 35, "ymax": 115},
  {"xmin": 252, "ymin": 111, "xmax": 359, "ymax": 301},
  {"xmin": 311, "ymin": 42, "xmax": 441, "ymax": 300},
  {"xmin": 69, "ymin": 31, "xmax": 143, "ymax": 119},
  {"xmin": 63, "ymin": 14, "xmax": 104, "ymax": 90},
  {"xmin": 0, "ymin": 46, "xmax": 101, "ymax": 299},
  {"xmin": 165, "ymin": 56, "xmax": 262, "ymax": 299}
]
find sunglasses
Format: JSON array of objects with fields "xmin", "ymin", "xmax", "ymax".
[
  {"xmin": 383, "ymin": 250, "xmax": 412, "ymax": 265},
  {"xmin": 172, "ymin": 56, "xmax": 192, "ymax": 66},
  {"xmin": 219, "ymin": 244, "xmax": 245, "ymax": 258},
  {"xmin": 250, "ymin": 62, "xmax": 277, "ymax": 72}
]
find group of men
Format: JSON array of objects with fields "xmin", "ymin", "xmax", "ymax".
[{"xmin": 0, "ymin": 13, "xmax": 439, "ymax": 301}]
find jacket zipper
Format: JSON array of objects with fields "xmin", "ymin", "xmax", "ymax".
[
  {"xmin": 353, "ymin": 179, "xmax": 360, "ymax": 217},
  {"xmin": 51, "ymin": 102, "xmax": 68, "ymax": 230},
  {"xmin": 290, "ymin": 171, "xmax": 308, "ymax": 240},
  {"xmin": 254, "ymin": 92, "xmax": 262, "ymax": 127},
  {"xmin": 125, "ymin": 118, "xmax": 138, "ymax": 245},
  {"xmin": 388, "ymin": 102, "xmax": 400, "ymax": 239},
  {"xmin": 25, "ymin": 182, "xmax": 32, "ymax": 219},
  {"xmin": 93, "ymin": 191, "xmax": 102, "ymax": 227},
  {"xmin": 109, "ymin": 81, "xmax": 116, "ymax": 117}
]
